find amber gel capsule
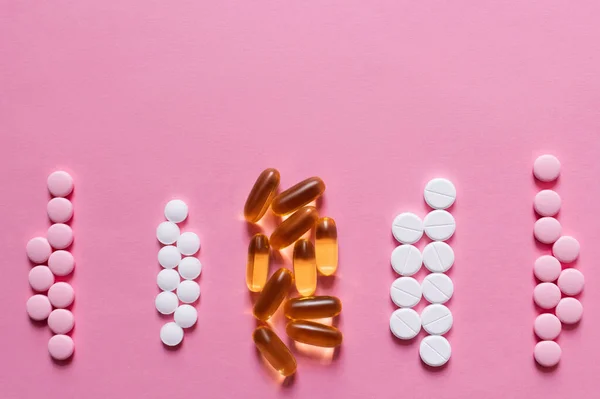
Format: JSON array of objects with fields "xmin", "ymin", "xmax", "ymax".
[
  {"xmin": 284, "ymin": 296, "xmax": 342, "ymax": 319},
  {"xmin": 293, "ymin": 239, "xmax": 317, "ymax": 297},
  {"xmin": 244, "ymin": 168, "xmax": 280, "ymax": 223},
  {"xmin": 253, "ymin": 268, "xmax": 293, "ymax": 321},
  {"xmin": 253, "ymin": 326, "xmax": 297, "ymax": 377},
  {"xmin": 246, "ymin": 234, "xmax": 270, "ymax": 292},
  {"xmin": 315, "ymin": 217, "xmax": 338, "ymax": 276},
  {"xmin": 270, "ymin": 206, "xmax": 319, "ymax": 250},
  {"xmin": 286, "ymin": 320, "xmax": 343, "ymax": 348},
  {"xmin": 271, "ymin": 177, "xmax": 325, "ymax": 216}
]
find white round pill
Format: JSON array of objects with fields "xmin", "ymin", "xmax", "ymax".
[
  {"xmin": 160, "ymin": 322, "xmax": 184, "ymax": 346},
  {"xmin": 179, "ymin": 257, "xmax": 202, "ymax": 280},
  {"xmin": 164, "ymin": 199, "xmax": 188, "ymax": 223},
  {"xmin": 177, "ymin": 232, "xmax": 200, "ymax": 256},
  {"xmin": 174, "ymin": 304, "xmax": 198, "ymax": 328},
  {"xmin": 177, "ymin": 280, "xmax": 200, "ymax": 303},
  {"xmin": 158, "ymin": 245, "xmax": 181, "ymax": 269},
  {"xmin": 420, "ymin": 335, "xmax": 451, "ymax": 367},
  {"xmin": 424, "ymin": 210, "xmax": 456, "ymax": 241},
  {"xmin": 390, "ymin": 277, "xmax": 422, "ymax": 308},
  {"xmin": 390, "ymin": 245, "xmax": 422, "ymax": 276},
  {"xmin": 156, "ymin": 221, "xmax": 180, "ymax": 245},
  {"xmin": 157, "ymin": 269, "xmax": 180, "ymax": 291},
  {"xmin": 155, "ymin": 291, "xmax": 179, "ymax": 315},
  {"xmin": 422, "ymin": 241, "xmax": 455, "ymax": 273},
  {"xmin": 392, "ymin": 213, "xmax": 424, "ymax": 244},
  {"xmin": 424, "ymin": 178, "xmax": 456, "ymax": 210},
  {"xmin": 390, "ymin": 308, "xmax": 421, "ymax": 340},
  {"xmin": 422, "ymin": 273, "xmax": 454, "ymax": 304},
  {"xmin": 421, "ymin": 304, "xmax": 453, "ymax": 335}
]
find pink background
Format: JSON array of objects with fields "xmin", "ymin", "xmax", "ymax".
[{"xmin": 1, "ymin": 1, "xmax": 600, "ymax": 398}]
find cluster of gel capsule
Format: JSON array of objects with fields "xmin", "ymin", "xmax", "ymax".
[{"xmin": 244, "ymin": 169, "xmax": 342, "ymax": 378}]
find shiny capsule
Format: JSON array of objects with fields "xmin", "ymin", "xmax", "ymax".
[
  {"xmin": 286, "ymin": 320, "xmax": 343, "ymax": 348},
  {"xmin": 315, "ymin": 217, "xmax": 338, "ymax": 276},
  {"xmin": 270, "ymin": 206, "xmax": 319, "ymax": 250},
  {"xmin": 271, "ymin": 177, "xmax": 325, "ymax": 216},
  {"xmin": 244, "ymin": 168, "xmax": 280, "ymax": 223},
  {"xmin": 246, "ymin": 234, "xmax": 270, "ymax": 292},
  {"xmin": 253, "ymin": 325, "xmax": 297, "ymax": 377},
  {"xmin": 284, "ymin": 296, "xmax": 342, "ymax": 319},
  {"xmin": 293, "ymin": 239, "xmax": 317, "ymax": 297},
  {"xmin": 253, "ymin": 268, "xmax": 293, "ymax": 321}
]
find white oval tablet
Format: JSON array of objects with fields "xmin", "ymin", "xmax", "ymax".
[
  {"xmin": 422, "ymin": 241, "xmax": 454, "ymax": 273},
  {"xmin": 177, "ymin": 280, "xmax": 200, "ymax": 303},
  {"xmin": 177, "ymin": 232, "xmax": 200, "ymax": 256},
  {"xmin": 391, "ymin": 245, "xmax": 422, "ymax": 276},
  {"xmin": 155, "ymin": 291, "xmax": 179, "ymax": 315},
  {"xmin": 390, "ymin": 308, "xmax": 421, "ymax": 340},
  {"xmin": 158, "ymin": 245, "xmax": 181, "ymax": 269},
  {"xmin": 160, "ymin": 322, "xmax": 184, "ymax": 346},
  {"xmin": 421, "ymin": 304, "xmax": 453, "ymax": 335},
  {"xmin": 392, "ymin": 213, "xmax": 423, "ymax": 244},
  {"xmin": 174, "ymin": 304, "xmax": 198, "ymax": 328},
  {"xmin": 157, "ymin": 269, "xmax": 180, "ymax": 291},
  {"xmin": 424, "ymin": 178, "xmax": 456, "ymax": 210},
  {"xmin": 179, "ymin": 257, "xmax": 202, "ymax": 280},
  {"xmin": 424, "ymin": 210, "xmax": 456, "ymax": 241},
  {"xmin": 422, "ymin": 273, "xmax": 454, "ymax": 304},
  {"xmin": 164, "ymin": 199, "xmax": 188, "ymax": 223},
  {"xmin": 390, "ymin": 277, "xmax": 422, "ymax": 308},
  {"xmin": 156, "ymin": 221, "xmax": 180, "ymax": 245},
  {"xmin": 420, "ymin": 335, "xmax": 451, "ymax": 367}
]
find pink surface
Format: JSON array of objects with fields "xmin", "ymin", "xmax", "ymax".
[{"xmin": 1, "ymin": 0, "xmax": 600, "ymax": 397}]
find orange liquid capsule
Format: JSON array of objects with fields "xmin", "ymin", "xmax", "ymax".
[
  {"xmin": 315, "ymin": 217, "xmax": 338, "ymax": 276},
  {"xmin": 293, "ymin": 239, "xmax": 317, "ymax": 296},
  {"xmin": 270, "ymin": 206, "xmax": 319, "ymax": 250},
  {"xmin": 286, "ymin": 320, "xmax": 343, "ymax": 348},
  {"xmin": 244, "ymin": 168, "xmax": 280, "ymax": 223},
  {"xmin": 246, "ymin": 234, "xmax": 270, "ymax": 292},
  {"xmin": 271, "ymin": 177, "xmax": 325, "ymax": 216},
  {"xmin": 284, "ymin": 296, "xmax": 342, "ymax": 319},
  {"xmin": 253, "ymin": 326, "xmax": 297, "ymax": 377},
  {"xmin": 253, "ymin": 268, "xmax": 293, "ymax": 321}
]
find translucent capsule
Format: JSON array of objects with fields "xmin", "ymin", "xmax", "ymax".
[
  {"xmin": 244, "ymin": 168, "xmax": 280, "ymax": 223},
  {"xmin": 246, "ymin": 234, "xmax": 270, "ymax": 292},
  {"xmin": 270, "ymin": 206, "xmax": 319, "ymax": 250},
  {"xmin": 293, "ymin": 239, "xmax": 317, "ymax": 297},
  {"xmin": 271, "ymin": 177, "xmax": 325, "ymax": 216},
  {"xmin": 286, "ymin": 320, "xmax": 343, "ymax": 348},
  {"xmin": 253, "ymin": 268, "xmax": 293, "ymax": 321},
  {"xmin": 315, "ymin": 217, "xmax": 338, "ymax": 276},
  {"xmin": 253, "ymin": 325, "xmax": 297, "ymax": 377},
  {"xmin": 284, "ymin": 296, "xmax": 342, "ymax": 319}
]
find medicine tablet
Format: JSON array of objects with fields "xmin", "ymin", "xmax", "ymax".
[
  {"xmin": 552, "ymin": 236, "xmax": 580, "ymax": 263},
  {"xmin": 157, "ymin": 269, "xmax": 180, "ymax": 291},
  {"xmin": 26, "ymin": 294, "xmax": 52, "ymax": 321},
  {"xmin": 164, "ymin": 199, "xmax": 188, "ymax": 223},
  {"xmin": 177, "ymin": 280, "xmax": 200, "ymax": 303},
  {"xmin": 178, "ymin": 257, "xmax": 202, "ymax": 280},
  {"xmin": 29, "ymin": 265, "xmax": 55, "ymax": 292},
  {"xmin": 533, "ymin": 217, "xmax": 562, "ymax": 244},
  {"xmin": 47, "ymin": 223, "xmax": 73, "ymax": 249},
  {"xmin": 177, "ymin": 232, "xmax": 200, "ymax": 256},
  {"xmin": 423, "ymin": 210, "xmax": 456, "ymax": 241},
  {"xmin": 48, "ymin": 282, "xmax": 75, "ymax": 308},
  {"xmin": 534, "ymin": 190, "xmax": 561, "ymax": 217},
  {"xmin": 158, "ymin": 245, "xmax": 181, "ymax": 269},
  {"xmin": 160, "ymin": 322, "xmax": 184, "ymax": 346},
  {"xmin": 390, "ymin": 245, "xmax": 422, "ymax": 276},
  {"xmin": 390, "ymin": 277, "xmax": 422, "ymax": 308},
  {"xmin": 557, "ymin": 268, "xmax": 584, "ymax": 296},
  {"xmin": 48, "ymin": 250, "xmax": 75, "ymax": 276},
  {"xmin": 156, "ymin": 221, "xmax": 180, "ymax": 245},
  {"xmin": 26, "ymin": 237, "xmax": 52, "ymax": 264},
  {"xmin": 48, "ymin": 309, "xmax": 75, "ymax": 334},
  {"xmin": 533, "ymin": 282, "xmax": 561, "ymax": 309},
  {"xmin": 420, "ymin": 335, "xmax": 451, "ymax": 367},
  {"xmin": 47, "ymin": 171, "xmax": 74, "ymax": 197},
  {"xmin": 155, "ymin": 291, "xmax": 179, "ymax": 315},
  {"xmin": 421, "ymin": 304, "xmax": 453, "ymax": 335},
  {"xmin": 555, "ymin": 297, "xmax": 583, "ymax": 324},
  {"xmin": 48, "ymin": 334, "xmax": 75, "ymax": 360},
  {"xmin": 174, "ymin": 304, "xmax": 198, "ymax": 328},
  {"xmin": 391, "ymin": 213, "xmax": 423, "ymax": 245},
  {"xmin": 389, "ymin": 308, "xmax": 421, "ymax": 340},
  {"xmin": 533, "ymin": 255, "xmax": 561, "ymax": 282},
  {"xmin": 533, "ymin": 155, "xmax": 561, "ymax": 182},
  {"xmin": 422, "ymin": 242, "xmax": 454, "ymax": 273},
  {"xmin": 422, "ymin": 273, "xmax": 454, "ymax": 304},
  {"xmin": 424, "ymin": 178, "xmax": 456, "ymax": 210},
  {"xmin": 534, "ymin": 341, "xmax": 561, "ymax": 367},
  {"xmin": 534, "ymin": 313, "xmax": 561, "ymax": 340},
  {"xmin": 47, "ymin": 197, "xmax": 73, "ymax": 223}
]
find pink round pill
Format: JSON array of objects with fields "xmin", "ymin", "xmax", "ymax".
[
  {"xmin": 47, "ymin": 197, "xmax": 73, "ymax": 223},
  {"xmin": 534, "ymin": 217, "xmax": 562, "ymax": 244},
  {"xmin": 534, "ymin": 313, "xmax": 562, "ymax": 340},
  {"xmin": 533, "ymin": 282, "xmax": 561, "ymax": 309},
  {"xmin": 48, "ymin": 309, "xmax": 75, "ymax": 334},
  {"xmin": 553, "ymin": 236, "xmax": 580, "ymax": 263},
  {"xmin": 556, "ymin": 297, "xmax": 583, "ymax": 324},
  {"xmin": 48, "ymin": 250, "xmax": 75, "ymax": 276},
  {"xmin": 47, "ymin": 171, "xmax": 74, "ymax": 197},
  {"xmin": 28, "ymin": 265, "xmax": 55, "ymax": 292},
  {"xmin": 26, "ymin": 294, "xmax": 52, "ymax": 321},
  {"xmin": 534, "ymin": 255, "xmax": 562, "ymax": 282},
  {"xmin": 534, "ymin": 190, "xmax": 561, "ymax": 217},
  {"xmin": 47, "ymin": 223, "xmax": 73, "ymax": 250},
  {"xmin": 533, "ymin": 154, "xmax": 561, "ymax": 182},
  {"xmin": 26, "ymin": 237, "xmax": 52, "ymax": 264},
  {"xmin": 48, "ymin": 334, "xmax": 74, "ymax": 360},
  {"xmin": 534, "ymin": 341, "xmax": 561, "ymax": 367},
  {"xmin": 48, "ymin": 282, "xmax": 75, "ymax": 308},
  {"xmin": 557, "ymin": 268, "xmax": 584, "ymax": 296}
]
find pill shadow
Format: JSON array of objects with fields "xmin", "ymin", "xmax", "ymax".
[
  {"xmin": 28, "ymin": 318, "xmax": 48, "ymax": 330},
  {"xmin": 316, "ymin": 195, "xmax": 326, "ymax": 212},
  {"xmin": 319, "ymin": 275, "xmax": 337, "ymax": 291},
  {"xmin": 534, "ymin": 359, "xmax": 559, "ymax": 373},
  {"xmin": 389, "ymin": 330, "xmax": 415, "ymax": 347},
  {"xmin": 532, "ymin": 174, "xmax": 559, "ymax": 190},
  {"xmin": 52, "ymin": 355, "xmax": 74, "ymax": 367},
  {"xmin": 253, "ymin": 344, "xmax": 295, "ymax": 387},
  {"xmin": 420, "ymin": 360, "xmax": 449, "ymax": 373}
]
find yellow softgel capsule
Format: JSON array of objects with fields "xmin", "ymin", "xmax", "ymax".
[
  {"xmin": 253, "ymin": 268, "xmax": 293, "ymax": 321},
  {"xmin": 244, "ymin": 168, "xmax": 280, "ymax": 223},
  {"xmin": 271, "ymin": 177, "xmax": 325, "ymax": 216},
  {"xmin": 270, "ymin": 206, "xmax": 319, "ymax": 250},
  {"xmin": 246, "ymin": 234, "xmax": 270, "ymax": 292},
  {"xmin": 253, "ymin": 325, "xmax": 297, "ymax": 377},
  {"xmin": 293, "ymin": 239, "xmax": 317, "ymax": 297},
  {"xmin": 286, "ymin": 320, "xmax": 343, "ymax": 348},
  {"xmin": 315, "ymin": 217, "xmax": 338, "ymax": 276}
]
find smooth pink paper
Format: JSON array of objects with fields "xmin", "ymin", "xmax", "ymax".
[{"xmin": 1, "ymin": 1, "xmax": 599, "ymax": 398}]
